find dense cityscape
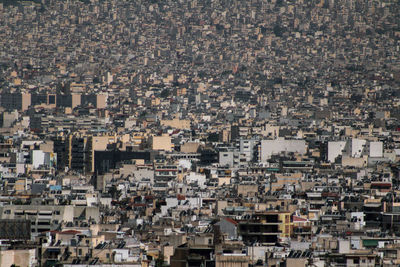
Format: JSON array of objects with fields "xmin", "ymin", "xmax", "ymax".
[{"xmin": 0, "ymin": 0, "xmax": 400, "ymax": 266}]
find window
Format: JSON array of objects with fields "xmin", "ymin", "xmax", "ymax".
[
  {"xmin": 4, "ymin": 210, "xmax": 10, "ymax": 214},
  {"xmin": 54, "ymin": 210, "xmax": 60, "ymax": 215},
  {"xmin": 354, "ymin": 259, "xmax": 359, "ymax": 264},
  {"xmin": 106, "ymin": 253, "xmax": 110, "ymax": 259},
  {"xmin": 78, "ymin": 249, "xmax": 82, "ymax": 256},
  {"xmin": 86, "ymin": 240, "xmax": 89, "ymax": 244},
  {"xmin": 48, "ymin": 95, "xmax": 56, "ymax": 104}
]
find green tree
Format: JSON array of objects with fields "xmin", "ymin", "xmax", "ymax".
[
  {"xmin": 273, "ymin": 24, "xmax": 286, "ymax": 37},
  {"xmin": 160, "ymin": 89, "xmax": 170, "ymax": 98},
  {"xmin": 155, "ymin": 253, "xmax": 165, "ymax": 267},
  {"xmin": 109, "ymin": 185, "xmax": 121, "ymax": 200}
]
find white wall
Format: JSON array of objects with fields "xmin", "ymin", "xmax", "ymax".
[
  {"xmin": 350, "ymin": 212, "xmax": 365, "ymax": 230},
  {"xmin": 248, "ymin": 246, "xmax": 268, "ymax": 261},
  {"xmin": 186, "ymin": 172, "xmax": 206, "ymax": 189},
  {"xmin": 32, "ymin": 150, "xmax": 45, "ymax": 169},
  {"xmin": 132, "ymin": 169, "xmax": 154, "ymax": 184},
  {"xmin": 239, "ymin": 139, "xmax": 256, "ymax": 162},
  {"xmin": 328, "ymin": 141, "xmax": 346, "ymax": 163},
  {"xmin": 261, "ymin": 140, "xmax": 306, "ymax": 162},
  {"xmin": 113, "ymin": 249, "xmax": 129, "ymax": 262},
  {"xmin": 219, "ymin": 151, "xmax": 235, "ymax": 167},
  {"xmin": 161, "ymin": 197, "xmax": 179, "ymax": 216},
  {"xmin": 351, "ymin": 138, "xmax": 366, "ymax": 157},
  {"xmin": 369, "ymin": 141, "xmax": 383, "ymax": 157},
  {"xmin": 187, "ymin": 197, "xmax": 202, "ymax": 209},
  {"xmin": 16, "ymin": 163, "xmax": 25, "ymax": 174}
]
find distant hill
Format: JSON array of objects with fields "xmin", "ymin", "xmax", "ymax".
[
  {"xmin": 0, "ymin": 0, "xmax": 91, "ymax": 7},
  {"xmin": 0, "ymin": 0, "xmax": 41, "ymax": 6}
]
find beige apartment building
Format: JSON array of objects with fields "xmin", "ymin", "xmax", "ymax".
[
  {"xmin": 0, "ymin": 248, "xmax": 36, "ymax": 267},
  {"xmin": 151, "ymin": 135, "xmax": 173, "ymax": 151},
  {"xmin": 160, "ymin": 118, "xmax": 191, "ymax": 130}
]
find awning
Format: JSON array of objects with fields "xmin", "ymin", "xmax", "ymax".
[
  {"xmin": 39, "ymin": 211, "xmax": 53, "ymax": 215},
  {"xmin": 25, "ymin": 210, "xmax": 37, "ymax": 214},
  {"xmin": 46, "ymin": 248, "xmax": 61, "ymax": 253},
  {"xmin": 364, "ymin": 203, "xmax": 381, "ymax": 208},
  {"xmin": 363, "ymin": 239, "xmax": 379, "ymax": 247}
]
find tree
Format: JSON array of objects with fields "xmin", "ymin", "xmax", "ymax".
[
  {"xmin": 155, "ymin": 253, "xmax": 165, "ymax": 267},
  {"xmin": 207, "ymin": 132, "xmax": 219, "ymax": 142},
  {"xmin": 273, "ymin": 24, "xmax": 286, "ymax": 37},
  {"xmin": 109, "ymin": 185, "xmax": 121, "ymax": 200},
  {"xmin": 160, "ymin": 89, "xmax": 170, "ymax": 98},
  {"xmin": 275, "ymin": 0, "xmax": 283, "ymax": 7}
]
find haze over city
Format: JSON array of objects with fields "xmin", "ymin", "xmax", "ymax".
[{"xmin": 0, "ymin": 0, "xmax": 399, "ymax": 266}]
